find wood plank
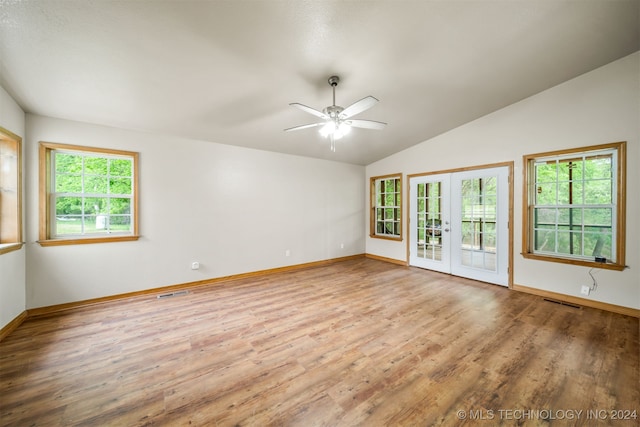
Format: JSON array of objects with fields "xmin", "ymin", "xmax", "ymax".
[{"xmin": 0, "ymin": 258, "xmax": 637, "ymax": 426}]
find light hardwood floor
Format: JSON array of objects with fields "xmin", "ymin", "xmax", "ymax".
[{"xmin": 1, "ymin": 258, "xmax": 638, "ymax": 426}]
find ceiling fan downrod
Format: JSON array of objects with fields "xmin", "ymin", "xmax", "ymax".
[
  {"xmin": 324, "ymin": 76, "xmax": 343, "ymax": 119},
  {"xmin": 328, "ymin": 75, "xmax": 339, "ymax": 106}
]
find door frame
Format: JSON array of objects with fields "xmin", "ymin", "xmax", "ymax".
[
  {"xmin": 406, "ymin": 161, "xmax": 514, "ymax": 288},
  {"xmin": 408, "ymin": 172, "xmax": 452, "ymax": 274}
]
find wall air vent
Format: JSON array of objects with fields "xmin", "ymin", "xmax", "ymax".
[
  {"xmin": 157, "ymin": 290, "xmax": 189, "ymax": 299},
  {"xmin": 543, "ymin": 298, "xmax": 581, "ymax": 309}
]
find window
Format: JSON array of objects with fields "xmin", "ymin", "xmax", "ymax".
[
  {"xmin": 523, "ymin": 142, "xmax": 626, "ymax": 270},
  {"xmin": 0, "ymin": 127, "xmax": 22, "ymax": 255},
  {"xmin": 39, "ymin": 142, "xmax": 139, "ymax": 246},
  {"xmin": 370, "ymin": 174, "xmax": 402, "ymax": 240}
]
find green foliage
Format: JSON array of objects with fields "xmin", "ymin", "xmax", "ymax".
[
  {"xmin": 55, "ymin": 153, "xmax": 83, "ymax": 174},
  {"xmin": 84, "ymin": 156, "xmax": 107, "ymax": 175},
  {"xmin": 534, "ymin": 155, "xmax": 612, "ymax": 206},
  {"xmin": 532, "ymin": 154, "xmax": 614, "ymax": 258},
  {"xmin": 374, "ymin": 177, "xmax": 401, "ymax": 236},
  {"xmin": 376, "ymin": 178, "xmax": 400, "ymax": 207},
  {"xmin": 53, "ymin": 151, "xmax": 133, "ymax": 234}
]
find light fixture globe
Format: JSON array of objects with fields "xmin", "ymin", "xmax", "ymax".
[{"xmin": 319, "ymin": 121, "xmax": 336, "ymax": 138}]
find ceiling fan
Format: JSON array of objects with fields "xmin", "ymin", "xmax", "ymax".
[{"xmin": 285, "ymin": 76, "xmax": 387, "ymax": 152}]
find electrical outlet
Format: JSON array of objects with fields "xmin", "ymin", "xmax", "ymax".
[
  {"xmin": 340, "ymin": 243, "xmax": 344, "ymax": 249},
  {"xmin": 191, "ymin": 261, "xmax": 200, "ymax": 270},
  {"xmin": 580, "ymin": 285, "xmax": 590, "ymax": 296},
  {"xmin": 285, "ymin": 249, "xmax": 290, "ymax": 257}
]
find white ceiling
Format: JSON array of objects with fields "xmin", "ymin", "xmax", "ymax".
[{"xmin": 1, "ymin": 1, "xmax": 638, "ymax": 165}]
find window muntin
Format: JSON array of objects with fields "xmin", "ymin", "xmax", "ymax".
[
  {"xmin": 461, "ymin": 176, "xmax": 498, "ymax": 271},
  {"xmin": 39, "ymin": 142, "xmax": 139, "ymax": 246},
  {"xmin": 416, "ymin": 181, "xmax": 442, "ymax": 260},
  {"xmin": 0, "ymin": 127, "xmax": 22, "ymax": 255},
  {"xmin": 523, "ymin": 142, "xmax": 625, "ymax": 270},
  {"xmin": 371, "ymin": 174, "xmax": 402, "ymax": 240}
]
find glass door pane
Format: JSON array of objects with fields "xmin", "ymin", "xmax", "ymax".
[
  {"xmin": 409, "ymin": 174, "xmax": 450, "ymax": 274},
  {"xmin": 450, "ymin": 167, "xmax": 509, "ymax": 286},
  {"xmin": 460, "ymin": 176, "xmax": 497, "ymax": 271},
  {"xmin": 416, "ymin": 182, "xmax": 443, "ymax": 261}
]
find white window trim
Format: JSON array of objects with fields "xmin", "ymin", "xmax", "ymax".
[
  {"xmin": 370, "ymin": 173, "xmax": 403, "ymax": 241},
  {"xmin": 39, "ymin": 142, "xmax": 140, "ymax": 246},
  {"xmin": 522, "ymin": 142, "xmax": 626, "ymax": 271}
]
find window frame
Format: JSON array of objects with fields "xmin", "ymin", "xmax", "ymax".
[
  {"xmin": 370, "ymin": 173, "xmax": 403, "ymax": 241},
  {"xmin": 522, "ymin": 142, "xmax": 626, "ymax": 271},
  {"xmin": 38, "ymin": 142, "xmax": 140, "ymax": 246},
  {"xmin": 0, "ymin": 127, "xmax": 23, "ymax": 255}
]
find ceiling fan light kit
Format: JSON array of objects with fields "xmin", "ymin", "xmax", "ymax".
[{"xmin": 285, "ymin": 75, "xmax": 386, "ymax": 152}]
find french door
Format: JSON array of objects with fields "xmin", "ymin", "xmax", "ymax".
[{"xmin": 409, "ymin": 166, "xmax": 510, "ymax": 286}]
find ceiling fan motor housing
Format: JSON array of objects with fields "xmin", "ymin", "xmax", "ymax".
[{"xmin": 323, "ymin": 105, "xmax": 344, "ymax": 118}]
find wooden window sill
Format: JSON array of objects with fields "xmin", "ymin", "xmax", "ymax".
[
  {"xmin": 522, "ymin": 252, "xmax": 626, "ymax": 271},
  {"xmin": 0, "ymin": 243, "xmax": 24, "ymax": 255},
  {"xmin": 370, "ymin": 234, "xmax": 403, "ymax": 242},
  {"xmin": 37, "ymin": 235, "xmax": 140, "ymax": 247}
]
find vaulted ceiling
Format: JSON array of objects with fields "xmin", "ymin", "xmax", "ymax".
[{"xmin": 1, "ymin": 1, "xmax": 638, "ymax": 165}]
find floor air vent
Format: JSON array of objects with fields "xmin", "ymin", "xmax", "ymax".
[
  {"xmin": 157, "ymin": 290, "xmax": 189, "ymax": 299},
  {"xmin": 543, "ymin": 298, "xmax": 581, "ymax": 309}
]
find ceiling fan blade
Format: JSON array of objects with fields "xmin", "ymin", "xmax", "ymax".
[
  {"xmin": 284, "ymin": 122, "xmax": 324, "ymax": 132},
  {"xmin": 339, "ymin": 96, "xmax": 379, "ymax": 119},
  {"xmin": 346, "ymin": 119, "xmax": 387, "ymax": 130},
  {"xmin": 290, "ymin": 103, "xmax": 329, "ymax": 120}
]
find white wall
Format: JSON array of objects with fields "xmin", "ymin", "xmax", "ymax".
[
  {"xmin": 7, "ymin": 52, "xmax": 639, "ymax": 316},
  {"xmin": 25, "ymin": 116, "xmax": 365, "ymax": 308},
  {"xmin": 0, "ymin": 86, "xmax": 26, "ymax": 329},
  {"xmin": 366, "ymin": 52, "xmax": 640, "ymax": 310}
]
